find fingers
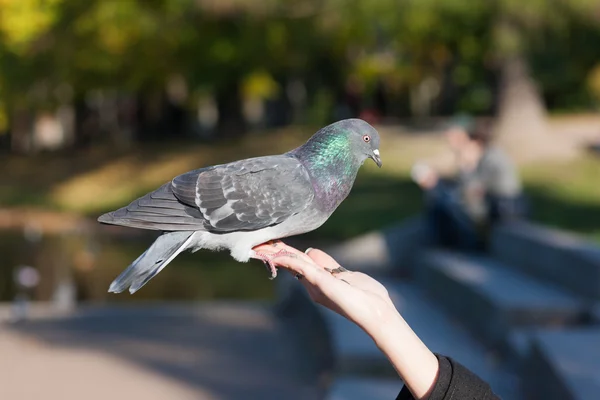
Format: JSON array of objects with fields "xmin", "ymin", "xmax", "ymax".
[
  {"xmin": 306, "ymin": 249, "xmax": 353, "ymax": 282},
  {"xmin": 305, "ymin": 248, "xmax": 342, "ymax": 270},
  {"xmin": 271, "ymin": 254, "xmax": 323, "ymax": 284},
  {"xmin": 252, "ymin": 241, "xmax": 314, "ymax": 264},
  {"xmin": 274, "ymin": 253, "xmax": 354, "ymax": 311},
  {"xmin": 253, "ymin": 243, "xmax": 350, "ymax": 283},
  {"xmin": 271, "ymin": 253, "xmax": 347, "ymax": 295}
]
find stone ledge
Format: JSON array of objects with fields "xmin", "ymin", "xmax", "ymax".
[
  {"xmin": 325, "ymin": 378, "xmax": 402, "ymax": 400},
  {"xmin": 324, "ymin": 216, "xmax": 426, "ymax": 276},
  {"xmin": 416, "ymin": 250, "xmax": 585, "ymax": 350},
  {"xmin": 491, "ymin": 221, "xmax": 600, "ymax": 299},
  {"xmin": 522, "ymin": 328, "xmax": 600, "ymax": 400},
  {"xmin": 277, "ymin": 275, "xmax": 518, "ymax": 397}
]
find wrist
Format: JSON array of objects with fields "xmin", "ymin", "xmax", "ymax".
[
  {"xmin": 368, "ymin": 311, "xmax": 410, "ymax": 352},
  {"xmin": 366, "ymin": 309, "xmax": 440, "ymax": 399}
]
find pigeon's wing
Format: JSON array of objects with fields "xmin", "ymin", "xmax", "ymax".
[
  {"xmin": 171, "ymin": 155, "xmax": 315, "ymax": 232},
  {"xmin": 98, "ymin": 181, "xmax": 208, "ymax": 231}
]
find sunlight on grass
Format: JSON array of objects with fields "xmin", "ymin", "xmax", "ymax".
[
  {"xmin": 45, "ymin": 127, "xmax": 315, "ymax": 214},
  {"xmin": 521, "ymin": 155, "xmax": 600, "ymax": 241},
  {"xmin": 522, "ymin": 156, "xmax": 600, "ymax": 204},
  {"xmin": 3, "ymin": 126, "xmax": 600, "ymax": 244},
  {"xmin": 20, "ymin": 126, "xmax": 446, "ymax": 216},
  {"xmin": 50, "ymin": 153, "xmax": 202, "ymax": 213}
]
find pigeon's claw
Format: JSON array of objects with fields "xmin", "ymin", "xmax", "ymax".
[
  {"xmin": 261, "ymin": 260, "xmax": 274, "ymax": 276},
  {"xmin": 251, "ymin": 251, "xmax": 278, "ymax": 279},
  {"xmin": 250, "ymin": 246, "xmax": 294, "ymax": 280}
]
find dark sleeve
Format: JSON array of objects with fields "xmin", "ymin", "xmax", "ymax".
[{"xmin": 395, "ymin": 354, "xmax": 500, "ymax": 400}]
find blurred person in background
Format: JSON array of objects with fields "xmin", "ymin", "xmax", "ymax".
[
  {"xmin": 412, "ymin": 117, "xmax": 527, "ymax": 251},
  {"xmin": 11, "ymin": 265, "xmax": 40, "ymax": 322}
]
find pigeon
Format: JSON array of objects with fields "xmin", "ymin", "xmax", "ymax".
[{"xmin": 98, "ymin": 118, "xmax": 382, "ymax": 294}]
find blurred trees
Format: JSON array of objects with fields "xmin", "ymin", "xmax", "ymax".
[
  {"xmin": 334, "ymin": 0, "xmax": 600, "ymax": 141},
  {"xmin": 1, "ymin": 0, "xmax": 600, "ymax": 153}
]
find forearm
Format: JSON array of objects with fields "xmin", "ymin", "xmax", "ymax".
[{"xmin": 367, "ymin": 312, "xmax": 439, "ymax": 399}]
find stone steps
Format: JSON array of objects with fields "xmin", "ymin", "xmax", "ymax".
[
  {"xmin": 491, "ymin": 221, "xmax": 600, "ymax": 300},
  {"xmin": 323, "ymin": 215, "xmax": 426, "ymax": 276},
  {"xmin": 522, "ymin": 328, "xmax": 600, "ymax": 400},
  {"xmin": 415, "ymin": 249, "xmax": 586, "ymax": 351},
  {"xmin": 325, "ymin": 378, "xmax": 403, "ymax": 400},
  {"xmin": 277, "ymin": 219, "xmax": 600, "ymax": 400},
  {"xmin": 278, "ymin": 275, "xmax": 518, "ymax": 399}
]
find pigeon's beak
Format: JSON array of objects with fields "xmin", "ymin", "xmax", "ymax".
[{"xmin": 370, "ymin": 149, "xmax": 382, "ymax": 168}]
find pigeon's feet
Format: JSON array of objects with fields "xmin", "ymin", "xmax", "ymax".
[{"xmin": 250, "ymin": 243, "xmax": 293, "ymax": 280}]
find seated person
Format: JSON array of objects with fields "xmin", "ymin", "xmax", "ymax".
[{"xmin": 412, "ymin": 117, "xmax": 527, "ymax": 251}]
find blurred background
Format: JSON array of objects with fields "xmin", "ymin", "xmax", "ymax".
[{"xmin": 1, "ymin": 1, "xmax": 600, "ymax": 399}]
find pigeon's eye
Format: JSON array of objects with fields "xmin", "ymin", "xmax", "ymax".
[{"xmin": 362, "ymin": 135, "xmax": 371, "ymax": 143}]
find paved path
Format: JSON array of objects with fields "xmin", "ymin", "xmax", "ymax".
[{"xmin": 0, "ymin": 302, "xmax": 319, "ymax": 400}]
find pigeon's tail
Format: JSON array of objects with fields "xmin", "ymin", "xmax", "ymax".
[{"xmin": 109, "ymin": 231, "xmax": 196, "ymax": 294}]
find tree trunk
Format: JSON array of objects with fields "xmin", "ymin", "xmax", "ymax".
[
  {"xmin": 10, "ymin": 108, "xmax": 33, "ymax": 154},
  {"xmin": 216, "ymin": 81, "xmax": 246, "ymax": 138},
  {"xmin": 493, "ymin": 55, "xmax": 548, "ymax": 160}
]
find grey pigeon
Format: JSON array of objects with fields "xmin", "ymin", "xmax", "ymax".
[{"xmin": 98, "ymin": 119, "xmax": 382, "ymax": 294}]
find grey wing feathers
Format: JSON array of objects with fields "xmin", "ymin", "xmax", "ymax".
[
  {"xmin": 99, "ymin": 155, "xmax": 315, "ymax": 233},
  {"xmin": 108, "ymin": 231, "xmax": 195, "ymax": 294},
  {"xmin": 170, "ymin": 166, "xmax": 212, "ymax": 206},
  {"xmin": 171, "ymin": 155, "xmax": 315, "ymax": 232},
  {"xmin": 98, "ymin": 183, "xmax": 206, "ymax": 231}
]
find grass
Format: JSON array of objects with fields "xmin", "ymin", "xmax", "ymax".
[
  {"xmin": 521, "ymin": 156, "xmax": 600, "ymax": 241},
  {"xmin": 0, "ymin": 130, "xmax": 307, "ymax": 214}
]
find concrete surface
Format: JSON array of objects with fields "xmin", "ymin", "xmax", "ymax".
[
  {"xmin": 522, "ymin": 328, "xmax": 600, "ymax": 400},
  {"xmin": 325, "ymin": 378, "xmax": 402, "ymax": 400},
  {"xmin": 491, "ymin": 221, "xmax": 600, "ymax": 299},
  {"xmin": 325, "ymin": 216, "xmax": 425, "ymax": 276},
  {"xmin": 0, "ymin": 302, "xmax": 319, "ymax": 400},
  {"xmin": 316, "ymin": 280, "xmax": 519, "ymax": 399},
  {"xmin": 591, "ymin": 303, "xmax": 600, "ymax": 324},
  {"xmin": 506, "ymin": 328, "xmax": 535, "ymax": 365}
]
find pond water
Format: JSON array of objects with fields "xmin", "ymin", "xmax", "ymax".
[{"xmin": 0, "ymin": 228, "xmax": 276, "ymax": 303}]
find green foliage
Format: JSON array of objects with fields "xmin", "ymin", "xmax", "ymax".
[{"xmin": 0, "ymin": 0, "xmax": 599, "ymax": 120}]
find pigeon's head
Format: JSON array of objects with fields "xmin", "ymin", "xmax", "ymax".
[
  {"xmin": 295, "ymin": 118, "xmax": 382, "ymax": 172},
  {"xmin": 335, "ymin": 119, "xmax": 382, "ymax": 168}
]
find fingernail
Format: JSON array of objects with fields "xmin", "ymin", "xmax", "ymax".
[{"xmin": 305, "ymin": 247, "xmax": 313, "ymax": 254}]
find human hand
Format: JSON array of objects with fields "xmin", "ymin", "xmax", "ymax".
[
  {"xmin": 255, "ymin": 241, "xmax": 440, "ymax": 399},
  {"xmin": 253, "ymin": 242, "xmax": 400, "ymax": 340},
  {"xmin": 411, "ymin": 162, "xmax": 438, "ymax": 190}
]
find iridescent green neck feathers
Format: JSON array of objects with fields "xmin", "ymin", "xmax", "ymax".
[{"xmin": 291, "ymin": 126, "xmax": 364, "ymax": 212}]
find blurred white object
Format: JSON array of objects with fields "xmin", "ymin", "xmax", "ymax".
[
  {"xmin": 14, "ymin": 265, "xmax": 40, "ymax": 289},
  {"xmin": 411, "ymin": 161, "xmax": 433, "ymax": 184},
  {"xmin": 10, "ymin": 293, "xmax": 29, "ymax": 322},
  {"xmin": 23, "ymin": 222, "xmax": 43, "ymax": 243},
  {"xmin": 11, "ymin": 265, "xmax": 40, "ymax": 322},
  {"xmin": 53, "ymin": 281, "xmax": 76, "ymax": 311},
  {"xmin": 33, "ymin": 112, "xmax": 65, "ymax": 152}
]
